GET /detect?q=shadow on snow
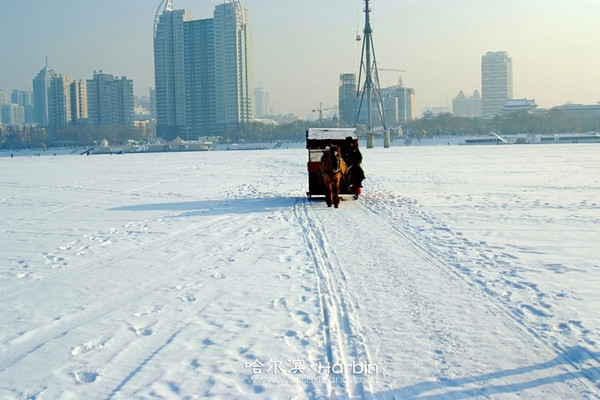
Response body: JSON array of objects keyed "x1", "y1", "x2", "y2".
[
  {"x1": 378, "y1": 346, "x2": 599, "y2": 399},
  {"x1": 109, "y1": 196, "x2": 304, "y2": 216}
]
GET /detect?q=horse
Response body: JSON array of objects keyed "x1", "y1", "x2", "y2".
[{"x1": 319, "y1": 146, "x2": 348, "y2": 208}]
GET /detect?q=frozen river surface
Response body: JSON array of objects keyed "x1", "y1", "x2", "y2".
[{"x1": 1, "y1": 143, "x2": 599, "y2": 399}]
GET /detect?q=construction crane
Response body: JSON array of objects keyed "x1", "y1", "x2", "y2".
[
  {"x1": 378, "y1": 68, "x2": 406, "y2": 87},
  {"x1": 312, "y1": 103, "x2": 336, "y2": 121}
]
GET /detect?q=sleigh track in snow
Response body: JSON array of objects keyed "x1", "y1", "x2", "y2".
[{"x1": 294, "y1": 197, "x2": 375, "y2": 399}]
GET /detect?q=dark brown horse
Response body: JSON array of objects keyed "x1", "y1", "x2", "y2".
[{"x1": 319, "y1": 146, "x2": 348, "y2": 208}]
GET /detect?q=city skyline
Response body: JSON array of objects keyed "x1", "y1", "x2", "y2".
[{"x1": 2, "y1": 0, "x2": 600, "y2": 119}]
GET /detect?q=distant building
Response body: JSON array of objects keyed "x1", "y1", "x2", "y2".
[
  {"x1": 149, "y1": 87, "x2": 157, "y2": 120},
  {"x1": 338, "y1": 73, "x2": 357, "y2": 126},
  {"x1": 11, "y1": 89, "x2": 35, "y2": 123},
  {"x1": 1, "y1": 104, "x2": 25, "y2": 125},
  {"x1": 452, "y1": 90, "x2": 482, "y2": 117},
  {"x1": 11, "y1": 89, "x2": 33, "y2": 107},
  {"x1": 86, "y1": 71, "x2": 134, "y2": 129},
  {"x1": 47, "y1": 75, "x2": 88, "y2": 134},
  {"x1": 0, "y1": 90, "x2": 5, "y2": 125},
  {"x1": 73, "y1": 80, "x2": 88, "y2": 122},
  {"x1": 380, "y1": 77, "x2": 415, "y2": 125},
  {"x1": 213, "y1": 0, "x2": 254, "y2": 131},
  {"x1": 354, "y1": 76, "x2": 415, "y2": 127},
  {"x1": 154, "y1": 0, "x2": 254, "y2": 140},
  {"x1": 553, "y1": 103, "x2": 600, "y2": 119},
  {"x1": 133, "y1": 119, "x2": 156, "y2": 138},
  {"x1": 422, "y1": 109, "x2": 434, "y2": 120},
  {"x1": 32, "y1": 62, "x2": 55, "y2": 126},
  {"x1": 154, "y1": 5, "x2": 191, "y2": 139},
  {"x1": 184, "y1": 17, "x2": 217, "y2": 138},
  {"x1": 501, "y1": 98, "x2": 537, "y2": 115},
  {"x1": 481, "y1": 51, "x2": 513, "y2": 117},
  {"x1": 48, "y1": 75, "x2": 74, "y2": 133},
  {"x1": 254, "y1": 86, "x2": 270, "y2": 118},
  {"x1": 428, "y1": 106, "x2": 451, "y2": 116}
]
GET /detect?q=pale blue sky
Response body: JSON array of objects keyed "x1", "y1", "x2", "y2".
[{"x1": 2, "y1": 0, "x2": 599, "y2": 117}]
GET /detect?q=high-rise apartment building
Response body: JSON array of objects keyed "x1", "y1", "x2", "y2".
[
  {"x1": 1, "y1": 89, "x2": 25, "y2": 126},
  {"x1": 11, "y1": 89, "x2": 33, "y2": 107},
  {"x1": 339, "y1": 73, "x2": 357, "y2": 126},
  {"x1": 154, "y1": 2, "x2": 191, "y2": 139},
  {"x1": 33, "y1": 62, "x2": 55, "y2": 126},
  {"x1": 352, "y1": 75, "x2": 415, "y2": 127},
  {"x1": 48, "y1": 75, "x2": 74, "y2": 133},
  {"x1": 154, "y1": 0, "x2": 253, "y2": 140},
  {"x1": 1, "y1": 104, "x2": 25, "y2": 125},
  {"x1": 380, "y1": 77, "x2": 415, "y2": 125},
  {"x1": 11, "y1": 89, "x2": 35, "y2": 123},
  {"x1": 48, "y1": 75, "x2": 88, "y2": 133},
  {"x1": 86, "y1": 71, "x2": 134, "y2": 129},
  {"x1": 72, "y1": 80, "x2": 88, "y2": 122},
  {"x1": 213, "y1": 0, "x2": 253, "y2": 131},
  {"x1": 0, "y1": 89, "x2": 7, "y2": 106},
  {"x1": 254, "y1": 86, "x2": 270, "y2": 118},
  {"x1": 481, "y1": 51, "x2": 513, "y2": 117},
  {"x1": 184, "y1": 17, "x2": 216, "y2": 137}
]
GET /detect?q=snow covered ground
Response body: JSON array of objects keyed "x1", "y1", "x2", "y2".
[{"x1": 1, "y1": 143, "x2": 599, "y2": 399}]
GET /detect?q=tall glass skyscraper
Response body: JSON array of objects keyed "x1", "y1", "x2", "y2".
[
  {"x1": 184, "y1": 18, "x2": 216, "y2": 137},
  {"x1": 481, "y1": 51, "x2": 513, "y2": 117},
  {"x1": 154, "y1": 1, "x2": 190, "y2": 140},
  {"x1": 213, "y1": 1, "x2": 254, "y2": 131},
  {"x1": 33, "y1": 62, "x2": 55, "y2": 126},
  {"x1": 154, "y1": 0, "x2": 253, "y2": 140}
]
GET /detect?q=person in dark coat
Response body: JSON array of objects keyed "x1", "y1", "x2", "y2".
[{"x1": 341, "y1": 136, "x2": 365, "y2": 189}]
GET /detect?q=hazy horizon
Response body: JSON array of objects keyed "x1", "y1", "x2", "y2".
[{"x1": 2, "y1": 0, "x2": 599, "y2": 119}]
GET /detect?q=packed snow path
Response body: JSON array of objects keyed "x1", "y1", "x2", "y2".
[{"x1": 1, "y1": 145, "x2": 599, "y2": 399}]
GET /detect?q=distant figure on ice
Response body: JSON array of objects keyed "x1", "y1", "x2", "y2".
[{"x1": 341, "y1": 136, "x2": 365, "y2": 189}]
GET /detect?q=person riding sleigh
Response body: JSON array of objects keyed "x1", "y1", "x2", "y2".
[{"x1": 341, "y1": 136, "x2": 365, "y2": 191}]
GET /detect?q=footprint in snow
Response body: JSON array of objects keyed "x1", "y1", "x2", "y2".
[
  {"x1": 70, "y1": 337, "x2": 111, "y2": 357},
  {"x1": 130, "y1": 325, "x2": 153, "y2": 336},
  {"x1": 295, "y1": 310, "x2": 312, "y2": 324},
  {"x1": 73, "y1": 370, "x2": 101, "y2": 384},
  {"x1": 42, "y1": 253, "x2": 68, "y2": 268},
  {"x1": 59, "y1": 240, "x2": 78, "y2": 250},
  {"x1": 75, "y1": 245, "x2": 91, "y2": 256},
  {"x1": 178, "y1": 293, "x2": 197, "y2": 303},
  {"x1": 133, "y1": 305, "x2": 163, "y2": 317}
]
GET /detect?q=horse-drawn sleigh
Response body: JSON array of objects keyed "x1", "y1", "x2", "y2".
[{"x1": 306, "y1": 128, "x2": 365, "y2": 207}]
